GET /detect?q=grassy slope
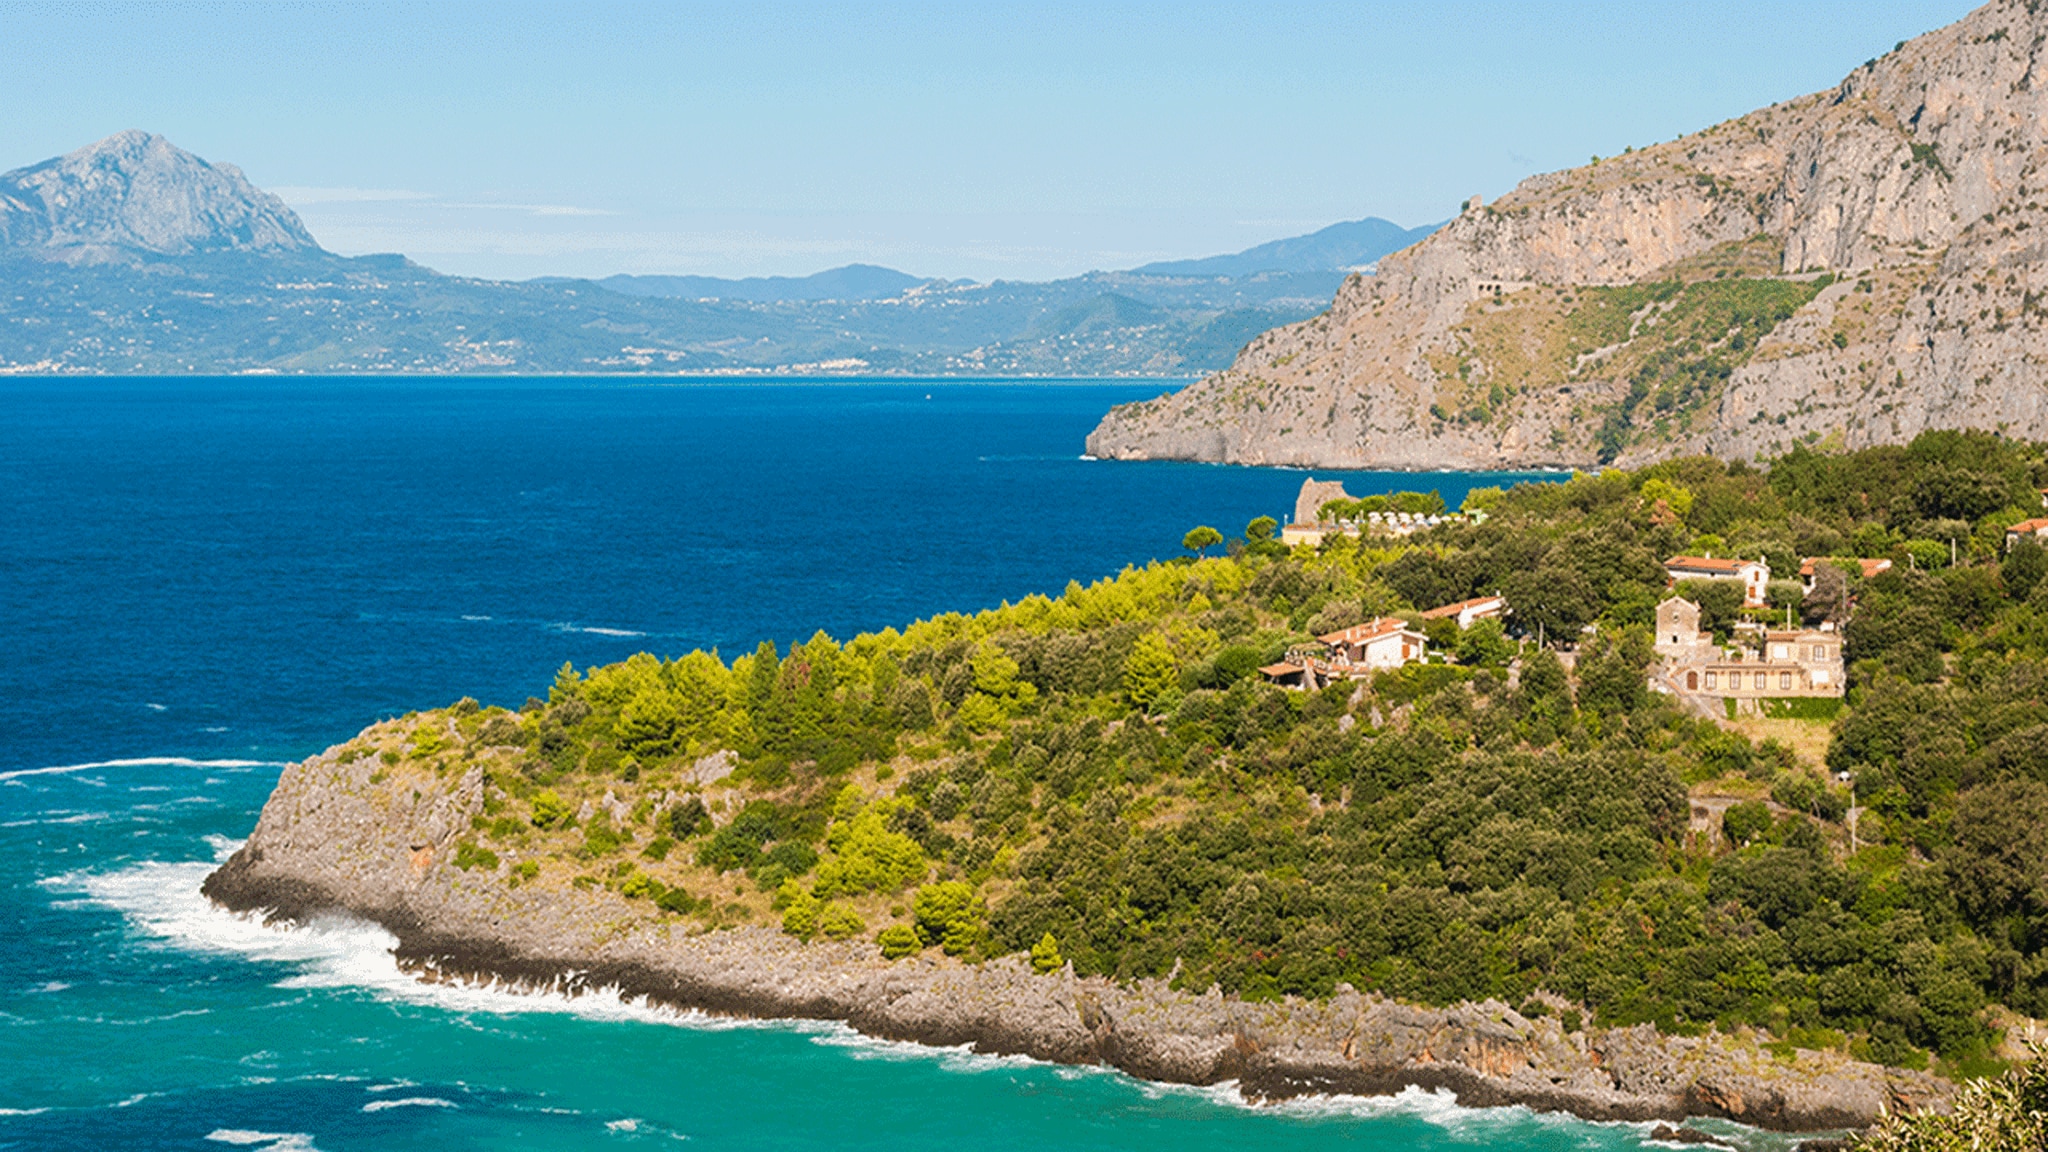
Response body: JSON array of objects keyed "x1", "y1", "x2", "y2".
[{"x1": 1429, "y1": 238, "x2": 1832, "y2": 461}]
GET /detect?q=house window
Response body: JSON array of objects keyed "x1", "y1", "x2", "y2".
[
  {"x1": 1780, "y1": 671, "x2": 1793, "y2": 690},
  {"x1": 1773, "y1": 644, "x2": 1790, "y2": 660},
  {"x1": 1754, "y1": 672, "x2": 1768, "y2": 690},
  {"x1": 1687, "y1": 671, "x2": 1698, "y2": 690},
  {"x1": 1704, "y1": 671, "x2": 1717, "y2": 690}
]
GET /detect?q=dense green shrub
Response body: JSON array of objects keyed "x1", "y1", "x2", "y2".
[
  {"x1": 530, "y1": 790, "x2": 571, "y2": 829},
  {"x1": 814, "y1": 806, "x2": 926, "y2": 896},
  {"x1": 877, "y1": 924, "x2": 922, "y2": 959}
]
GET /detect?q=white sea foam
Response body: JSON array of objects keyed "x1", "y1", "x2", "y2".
[
  {"x1": 0, "y1": 757, "x2": 281, "y2": 783},
  {"x1": 365, "y1": 1081, "x2": 416, "y2": 1093},
  {"x1": 806, "y1": 1028, "x2": 1061, "y2": 1075},
  {"x1": 554, "y1": 624, "x2": 646, "y2": 638},
  {"x1": 51, "y1": 849, "x2": 818, "y2": 1035},
  {"x1": 605, "y1": 1118, "x2": 639, "y2": 1132},
  {"x1": 206, "y1": 1131, "x2": 318, "y2": 1151},
  {"x1": 0, "y1": 1107, "x2": 50, "y2": 1116},
  {"x1": 146, "y1": 703, "x2": 168, "y2": 712},
  {"x1": 0, "y1": 810, "x2": 116, "y2": 827},
  {"x1": 361, "y1": 1096, "x2": 456, "y2": 1112}
]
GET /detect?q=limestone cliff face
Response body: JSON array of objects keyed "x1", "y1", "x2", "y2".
[
  {"x1": 0, "y1": 130, "x2": 319, "y2": 263},
  {"x1": 1087, "y1": 0, "x2": 2048, "y2": 469}
]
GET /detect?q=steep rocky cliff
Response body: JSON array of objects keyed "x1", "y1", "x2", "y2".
[
  {"x1": 0, "y1": 130, "x2": 318, "y2": 263},
  {"x1": 1087, "y1": 0, "x2": 2048, "y2": 469}
]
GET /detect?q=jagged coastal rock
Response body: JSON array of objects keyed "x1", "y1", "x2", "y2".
[
  {"x1": 0, "y1": 129, "x2": 317, "y2": 263},
  {"x1": 204, "y1": 737, "x2": 1951, "y2": 1132},
  {"x1": 1087, "y1": 0, "x2": 2048, "y2": 469}
]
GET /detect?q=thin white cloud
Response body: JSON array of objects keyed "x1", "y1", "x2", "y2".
[
  {"x1": 270, "y1": 186, "x2": 432, "y2": 204},
  {"x1": 274, "y1": 188, "x2": 613, "y2": 217},
  {"x1": 439, "y1": 202, "x2": 616, "y2": 218}
]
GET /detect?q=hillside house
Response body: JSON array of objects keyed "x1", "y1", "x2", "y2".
[
  {"x1": 1654, "y1": 596, "x2": 1715, "y2": 660},
  {"x1": 1421, "y1": 594, "x2": 1505, "y2": 629},
  {"x1": 1798, "y1": 557, "x2": 1892, "y2": 594},
  {"x1": 1260, "y1": 616, "x2": 1428, "y2": 689},
  {"x1": 1652, "y1": 596, "x2": 1843, "y2": 701},
  {"x1": 1665, "y1": 554, "x2": 1770, "y2": 608},
  {"x1": 1320, "y1": 618, "x2": 1429, "y2": 669},
  {"x1": 1280, "y1": 523, "x2": 1339, "y2": 547},
  {"x1": 2007, "y1": 517, "x2": 2048, "y2": 551},
  {"x1": 1257, "y1": 659, "x2": 1323, "y2": 690}
]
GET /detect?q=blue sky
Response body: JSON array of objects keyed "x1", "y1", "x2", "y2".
[{"x1": 0, "y1": 1, "x2": 1969, "y2": 281}]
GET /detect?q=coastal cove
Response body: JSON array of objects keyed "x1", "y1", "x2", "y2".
[{"x1": 0, "y1": 377, "x2": 1638, "y2": 1152}]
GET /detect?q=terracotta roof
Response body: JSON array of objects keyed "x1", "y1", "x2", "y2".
[
  {"x1": 1420, "y1": 595, "x2": 1504, "y2": 619},
  {"x1": 1318, "y1": 617, "x2": 1412, "y2": 645},
  {"x1": 1259, "y1": 662, "x2": 1305, "y2": 677},
  {"x1": 1665, "y1": 555, "x2": 1759, "y2": 573},
  {"x1": 2011, "y1": 517, "x2": 2048, "y2": 533},
  {"x1": 1799, "y1": 557, "x2": 1892, "y2": 579}
]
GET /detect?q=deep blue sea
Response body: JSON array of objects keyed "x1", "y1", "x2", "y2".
[{"x1": 0, "y1": 378, "x2": 1754, "y2": 1151}]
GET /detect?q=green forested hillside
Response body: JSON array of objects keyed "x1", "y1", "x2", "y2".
[{"x1": 381, "y1": 431, "x2": 2048, "y2": 1079}]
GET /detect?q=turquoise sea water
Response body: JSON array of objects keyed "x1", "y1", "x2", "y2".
[{"x1": 0, "y1": 378, "x2": 1762, "y2": 1150}]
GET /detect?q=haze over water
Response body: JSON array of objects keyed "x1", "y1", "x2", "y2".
[{"x1": 0, "y1": 378, "x2": 1739, "y2": 1150}]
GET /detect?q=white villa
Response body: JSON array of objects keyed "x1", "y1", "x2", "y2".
[
  {"x1": 1260, "y1": 617, "x2": 1428, "y2": 689},
  {"x1": 1421, "y1": 594, "x2": 1505, "y2": 629},
  {"x1": 2007, "y1": 517, "x2": 2048, "y2": 551},
  {"x1": 1665, "y1": 554, "x2": 1771, "y2": 608}
]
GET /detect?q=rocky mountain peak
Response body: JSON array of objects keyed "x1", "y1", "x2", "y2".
[{"x1": 0, "y1": 130, "x2": 320, "y2": 262}]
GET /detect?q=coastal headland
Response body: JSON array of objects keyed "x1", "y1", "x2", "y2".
[
  {"x1": 202, "y1": 735, "x2": 1946, "y2": 1133},
  {"x1": 201, "y1": 439, "x2": 2048, "y2": 1136}
]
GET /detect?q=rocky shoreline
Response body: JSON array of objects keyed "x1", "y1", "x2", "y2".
[{"x1": 202, "y1": 740, "x2": 1952, "y2": 1135}]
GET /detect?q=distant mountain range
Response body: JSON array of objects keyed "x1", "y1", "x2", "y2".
[
  {"x1": 0, "y1": 132, "x2": 1439, "y2": 376},
  {"x1": 567, "y1": 220, "x2": 1439, "y2": 304},
  {"x1": 577, "y1": 264, "x2": 938, "y2": 303},
  {"x1": 1130, "y1": 217, "x2": 1440, "y2": 278}
]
